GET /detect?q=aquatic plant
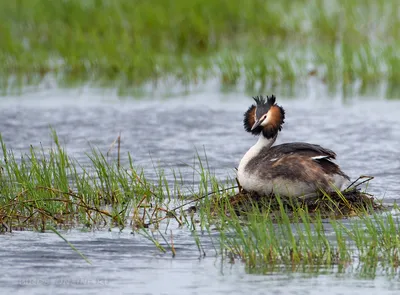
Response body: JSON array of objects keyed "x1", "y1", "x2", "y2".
[
  {"x1": 0, "y1": 0, "x2": 399, "y2": 95},
  {"x1": 0, "y1": 131, "x2": 399, "y2": 278}
]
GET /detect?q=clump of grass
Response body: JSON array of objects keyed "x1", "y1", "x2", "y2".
[
  {"x1": 0, "y1": 0, "x2": 399, "y2": 94},
  {"x1": 216, "y1": 197, "x2": 399, "y2": 276},
  {"x1": 0, "y1": 131, "x2": 180, "y2": 232}
]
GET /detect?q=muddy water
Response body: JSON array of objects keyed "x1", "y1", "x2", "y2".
[{"x1": 1, "y1": 89, "x2": 400, "y2": 294}]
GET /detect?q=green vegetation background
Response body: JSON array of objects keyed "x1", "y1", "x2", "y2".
[{"x1": 1, "y1": 0, "x2": 399, "y2": 94}]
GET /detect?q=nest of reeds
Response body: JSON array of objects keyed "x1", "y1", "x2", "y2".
[
  {"x1": 175, "y1": 177, "x2": 381, "y2": 223},
  {"x1": 228, "y1": 188, "x2": 381, "y2": 219},
  {"x1": 220, "y1": 175, "x2": 382, "y2": 219}
]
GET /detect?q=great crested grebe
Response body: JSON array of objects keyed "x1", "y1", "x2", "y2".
[{"x1": 237, "y1": 95, "x2": 350, "y2": 197}]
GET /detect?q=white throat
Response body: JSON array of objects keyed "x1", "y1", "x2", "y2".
[{"x1": 237, "y1": 134, "x2": 276, "y2": 174}]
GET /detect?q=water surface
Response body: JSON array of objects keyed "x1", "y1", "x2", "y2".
[{"x1": 1, "y1": 89, "x2": 400, "y2": 294}]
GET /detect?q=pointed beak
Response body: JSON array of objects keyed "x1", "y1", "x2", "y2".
[{"x1": 251, "y1": 118, "x2": 264, "y2": 131}]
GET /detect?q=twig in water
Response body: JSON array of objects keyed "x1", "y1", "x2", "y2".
[
  {"x1": 157, "y1": 207, "x2": 182, "y2": 226},
  {"x1": 35, "y1": 187, "x2": 114, "y2": 224},
  {"x1": 142, "y1": 186, "x2": 238, "y2": 228},
  {"x1": 170, "y1": 185, "x2": 238, "y2": 212},
  {"x1": 345, "y1": 175, "x2": 374, "y2": 191}
]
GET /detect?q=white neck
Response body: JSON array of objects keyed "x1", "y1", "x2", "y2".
[
  {"x1": 238, "y1": 134, "x2": 277, "y2": 171},
  {"x1": 255, "y1": 134, "x2": 277, "y2": 150}
]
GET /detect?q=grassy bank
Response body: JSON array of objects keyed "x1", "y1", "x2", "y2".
[
  {"x1": 1, "y1": 0, "x2": 399, "y2": 95},
  {"x1": 0, "y1": 132, "x2": 399, "y2": 277}
]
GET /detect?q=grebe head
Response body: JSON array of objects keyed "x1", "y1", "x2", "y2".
[{"x1": 243, "y1": 95, "x2": 285, "y2": 139}]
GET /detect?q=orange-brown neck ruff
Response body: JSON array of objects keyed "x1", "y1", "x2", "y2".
[
  {"x1": 263, "y1": 105, "x2": 285, "y2": 139},
  {"x1": 243, "y1": 105, "x2": 257, "y2": 134}
]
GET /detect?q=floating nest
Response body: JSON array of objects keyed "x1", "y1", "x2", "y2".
[
  {"x1": 228, "y1": 188, "x2": 382, "y2": 220},
  {"x1": 182, "y1": 177, "x2": 382, "y2": 222}
]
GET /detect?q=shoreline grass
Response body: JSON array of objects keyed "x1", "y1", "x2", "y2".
[
  {"x1": 0, "y1": 131, "x2": 399, "y2": 278},
  {"x1": 1, "y1": 0, "x2": 399, "y2": 96}
]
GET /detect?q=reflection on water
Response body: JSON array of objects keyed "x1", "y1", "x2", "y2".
[
  {"x1": 1, "y1": 89, "x2": 400, "y2": 294},
  {"x1": 1, "y1": 230, "x2": 400, "y2": 295}
]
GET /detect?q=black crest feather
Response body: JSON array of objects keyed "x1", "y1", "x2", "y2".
[{"x1": 253, "y1": 95, "x2": 276, "y2": 107}]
